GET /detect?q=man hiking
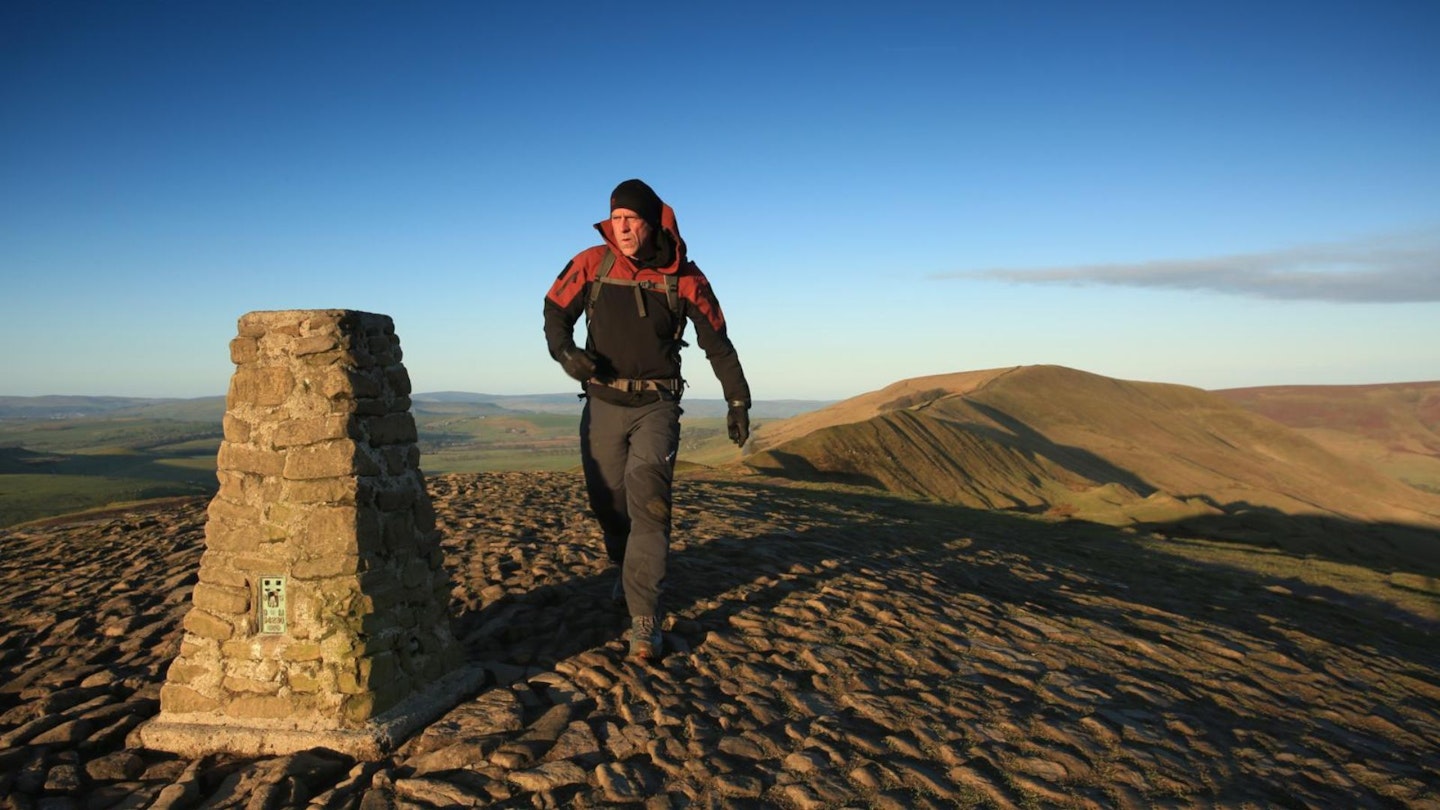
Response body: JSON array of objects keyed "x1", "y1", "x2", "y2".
[{"x1": 543, "y1": 178, "x2": 752, "y2": 660}]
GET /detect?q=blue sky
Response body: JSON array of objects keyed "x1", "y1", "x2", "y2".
[{"x1": 3, "y1": 1, "x2": 1438, "y2": 401}]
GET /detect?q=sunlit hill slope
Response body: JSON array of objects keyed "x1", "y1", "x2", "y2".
[
  {"x1": 744, "y1": 365, "x2": 1440, "y2": 571},
  {"x1": 1215, "y1": 381, "x2": 1440, "y2": 495}
]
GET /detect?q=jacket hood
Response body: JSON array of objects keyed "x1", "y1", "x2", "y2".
[{"x1": 595, "y1": 201, "x2": 687, "y2": 275}]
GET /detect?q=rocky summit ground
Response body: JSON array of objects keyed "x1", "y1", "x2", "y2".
[{"x1": 2, "y1": 470, "x2": 1438, "y2": 809}]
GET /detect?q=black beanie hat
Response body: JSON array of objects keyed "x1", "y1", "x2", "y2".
[{"x1": 609, "y1": 179, "x2": 663, "y2": 229}]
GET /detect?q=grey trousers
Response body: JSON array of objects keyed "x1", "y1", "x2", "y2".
[{"x1": 579, "y1": 395, "x2": 681, "y2": 619}]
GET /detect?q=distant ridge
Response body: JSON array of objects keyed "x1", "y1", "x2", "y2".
[
  {"x1": 0, "y1": 395, "x2": 200, "y2": 420},
  {"x1": 1214, "y1": 380, "x2": 1440, "y2": 495},
  {"x1": 746, "y1": 365, "x2": 1440, "y2": 571},
  {"x1": 1, "y1": 393, "x2": 830, "y2": 421},
  {"x1": 412, "y1": 392, "x2": 832, "y2": 419},
  {"x1": 414, "y1": 391, "x2": 582, "y2": 413}
]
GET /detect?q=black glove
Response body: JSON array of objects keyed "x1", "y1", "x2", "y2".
[
  {"x1": 558, "y1": 346, "x2": 598, "y2": 382},
  {"x1": 726, "y1": 401, "x2": 750, "y2": 447}
]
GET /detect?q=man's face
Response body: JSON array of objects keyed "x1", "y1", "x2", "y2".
[{"x1": 610, "y1": 208, "x2": 651, "y2": 258}]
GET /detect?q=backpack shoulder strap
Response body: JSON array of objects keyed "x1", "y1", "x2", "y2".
[
  {"x1": 587, "y1": 249, "x2": 616, "y2": 313},
  {"x1": 664, "y1": 273, "x2": 686, "y2": 341}
]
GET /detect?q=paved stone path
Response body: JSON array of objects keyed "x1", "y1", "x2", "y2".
[{"x1": 1, "y1": 470, "x2": 1438, "y2": 808}]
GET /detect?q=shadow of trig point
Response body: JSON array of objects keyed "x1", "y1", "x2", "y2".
[{"x1": 132, "y1": 310, "x2": 484, "y2": 759}]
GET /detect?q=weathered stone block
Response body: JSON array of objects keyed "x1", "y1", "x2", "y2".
[
  {"x1": 261, "y1": 499, "x2": 309, "y2": 530},
  {"x1": 191, "y1": 582, "x2": 251, "y2": 616},
  {"x1": 292, "y1": 553, "x2": 362, "y2": 580},
  {"x1": 366, "y1": 651, "x2": 401, "y2": 688},
  {"x1": 229, "y1": 337, "x2": 259, "y2": 365},
  {"x1": 222, "y1": 413, "x2": 252, "y2": 443},
  {"x1": 293, "y1": 334, "x2": 341, "y2": 357},
  {"x1": 341, "y1": 693, "x2": 376, "y2": 724},
  {"x1": 282, "y1": 643, "x2": 323, "y2": 662},
  {"x1": 196, "y1": 555, "x2": 249, "y2": 589},
  {"x1": 223, "y1": 674, "x2": 282, "y2": 695},
  {"x1": 380, "y1": 445, "x2": 412, "y2": 476},
  {"x1": 336, "y1": 668, "x2": 363, "y2": 696},
  {"x1": 206, "y1": 493, "x2": 262, "y2": 524},
  {"x1": 237, "y1": 317, "x2": 268, "y2": 338},
  {"x1": 414, "y1": 498, "x2": 437, "y2": 534},
  {"x1": 288, "y1": 672, "x2": 322, "y2": 693},
  {"x1": 282, "y1": 477, "x2": 365, "y2": 505},
  {"x1": 384, "y1": 366, "x2": 411, "y2": 396},
  {"x1": 302, "y1": 505, "x2": 383, "y2": 556},
  {"x1": 369, "y1": 413, "x2": 417, "y2": 446},
  {"x1": 375, "y1": 486, "x2": 416, "y2": 512},
  {"x1": 217, "y1": 442, "x2": 286, "y2": 477},
  {"x1": 165, "y1": 662, "x2": 209, "y2": 685},
  {"x1": 160, "y1": 684, "x2": 220, "y2": 714},
  {"x1": 203, "y1": 521, "x2": 273, "y2": 554},
  {"x1": 356, "y1": 569, "x2": 405, "y2": 604},
  {"x1": 178, "y1": 639, "x2": 207, "y2": 659},
  {"x1": 274, "y1": 415, "x2": 353, "y2": 448},
  {"x1": 183, "y1": 609, "x2": 235, "y2": 642},
  {"x1": 312, "y1": 366, "x2": 355, "y2": 401},
  {"x1": 284, "y1": 439, "x2": 381, "y2": 479},
  {"x1": 226, "y1": 552, "x2": 288, "y2": 577},
  {"x1": 354, "y1": 397, "x2": 389, "y2": 417},
  {"x1": 401, "y1": 558, "x2": 431, "y2": 590},
  {"x1": 381, "y1": 512, "x2": 414, "y2": 550},
  {"x1": 225, "y1": 695, "x2": 294, "y2": 720},
  {"x1": 347, "y1": 369, "x2": 383, "y2": 399},
  {"x1": 221, "y1": 639, "x2": 263, "y2": 660},
  {"x1": 216, "y1": 470, "x2": 283, "y2": 504},
  {"x1": 229, "y1": 366, "x2": 295, "y2": 407}
]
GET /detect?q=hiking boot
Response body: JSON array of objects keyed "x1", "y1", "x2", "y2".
[{"x1": 628, "y1": 615, "x2": 662, "y2": 661}]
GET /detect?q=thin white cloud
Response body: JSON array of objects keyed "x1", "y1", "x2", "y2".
[{"x1": 934, "y1": 230, "x2": 1440, "y2": 303}]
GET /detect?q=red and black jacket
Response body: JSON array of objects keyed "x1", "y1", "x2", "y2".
[{"x1": 544, "y1": 202, "x2": 750, "y2": 407}]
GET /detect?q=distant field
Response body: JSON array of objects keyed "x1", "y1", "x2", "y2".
[
  {"x1": 0, "y1": 408, "x2": 758, "y2": 528},
  {"x1": 1215, "y1": 381, "x2": 1440, "y2": 494},
  {"x1": 0, "y1": 417, "x2": 220, "y2": 454}
]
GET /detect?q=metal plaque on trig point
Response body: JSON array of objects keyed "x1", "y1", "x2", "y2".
[{"x1": 260, "y1": 576, "x2": 286, "y2": 634}]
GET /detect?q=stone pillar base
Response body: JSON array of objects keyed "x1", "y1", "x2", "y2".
[{"x1": 132, "y1": 665, "x2": 486, "y2": 759}]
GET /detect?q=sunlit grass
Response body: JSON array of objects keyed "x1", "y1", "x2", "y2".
[
  {"x1": 155, "y1": 457, "x2": 218, "y2": 471},
  {"x1": 1, "y1": 473, "x2": 213, "y2": 528},
  {"x1": 1139, "y1": 534, "x2": 1440, "y2": 624}
]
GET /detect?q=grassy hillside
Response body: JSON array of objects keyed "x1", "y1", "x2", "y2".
[
  {"x1": 746, "y1": 366, "x2": 1440, "y2": 573},
  {"x1": 0, "y1": 412, "x2": 224, "y2": 527},
  {"x1": 1217, "y1": 381, "x2": 1440, "y2": 494}
]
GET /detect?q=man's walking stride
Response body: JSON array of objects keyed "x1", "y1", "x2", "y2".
[{"x1": 543, "y1": 179, "x2": 752, "y2": 660}]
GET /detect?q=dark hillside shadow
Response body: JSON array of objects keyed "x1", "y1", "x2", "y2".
[
  {"x1": 0, "y1": 446, "x2": 217, "y2": 481},
  {"x1": 1136, "y1": 503, "x2": 1440, "y2": 577},
  {"x1": 962, "y1": 400, "x2": 1157, "y2": 495},
  {"x1": 732, "y1": 449, "x2": 887, "y2": 491}
]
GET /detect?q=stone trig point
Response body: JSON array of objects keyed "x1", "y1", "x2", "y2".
[{"x1": 133, "y1": 310, "x2": 482, "y2": 758}]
